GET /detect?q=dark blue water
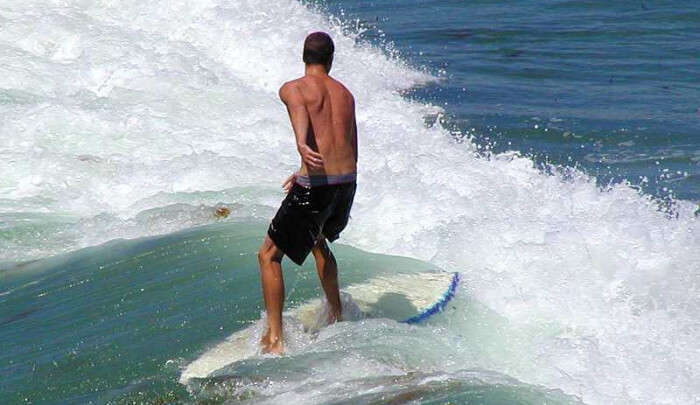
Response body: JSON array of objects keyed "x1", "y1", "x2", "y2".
[{"x1": 318, "y1": 0, "x2": 700, "y2": 202}]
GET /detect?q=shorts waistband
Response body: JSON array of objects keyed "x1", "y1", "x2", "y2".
[{"x1": 295, "y1": 173, "x2": 357, "y2": 187}]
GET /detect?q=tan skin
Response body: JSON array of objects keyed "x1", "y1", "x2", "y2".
[{"x1": 257, "y1": 59, "x2": 358, "y2": 354}]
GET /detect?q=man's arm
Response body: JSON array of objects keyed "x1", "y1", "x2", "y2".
[{"x1": 279, "y1": 82, "x2": 323, "y2": 169}]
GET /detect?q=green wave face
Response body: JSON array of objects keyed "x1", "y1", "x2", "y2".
[
  {"x1": 1, "y1": 220, "x2": 419, "y2": 403},
  {"x1": 1, "y1": 221, "x2": 580, "y2": 404}
]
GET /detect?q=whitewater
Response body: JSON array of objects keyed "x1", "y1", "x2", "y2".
[{"x1": 1, "y1": 0, "x2": 699, "y2": 404}]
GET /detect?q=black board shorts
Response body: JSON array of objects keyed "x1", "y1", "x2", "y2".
[{"x1": 267, "y1": 181, "x2": 356, "y2": 265}]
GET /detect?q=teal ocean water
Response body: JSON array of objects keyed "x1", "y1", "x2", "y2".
[
  {"x1": 2, "y1": 221, "x2": 581, "y2": 404},
  {"x1": 1, "y1": 1, "x2": 699, "y2": 404}
]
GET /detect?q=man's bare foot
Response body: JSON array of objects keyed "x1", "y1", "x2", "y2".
[
  {"x1": 260, "y1": 328, "x2": 271, "y2": 347},
  {"x1": 325, "y1": 307, "x2": 342, "y2": 325},
  {"x1": 261, "y1": 334, "x2": 283, "y2": 355}
]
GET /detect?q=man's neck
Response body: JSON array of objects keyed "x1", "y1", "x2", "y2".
[{"x1": 305, "y1": 64, "x2": 328, "y2": 77}]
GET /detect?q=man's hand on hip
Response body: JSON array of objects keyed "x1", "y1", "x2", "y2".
[
  {"x1": 299, "y1": 144, "x2": 324, "y2": 169},
  {"x1": 282, "y1": 173, "x2": 297, "y2": 193}
]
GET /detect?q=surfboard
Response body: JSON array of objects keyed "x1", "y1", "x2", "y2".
[{"x1": 179, "y1": 271, "x2": 459, "y2": 384}]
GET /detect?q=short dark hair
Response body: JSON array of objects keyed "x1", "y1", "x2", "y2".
[{"x1": 303, "y1": 32, "x2": 334, "y2": 65}]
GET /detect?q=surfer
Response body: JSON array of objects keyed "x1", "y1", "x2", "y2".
[{"x1": 257, "y1": 32, "x2": 358, "y2": 354}]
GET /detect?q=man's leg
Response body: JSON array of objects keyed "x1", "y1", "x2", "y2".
[
  {"x1": 257, "y1": 236, "x2": 285, "y2": 354},
  {"x1": 311, "y1": 237, "x2": 342, "y2": 323}
]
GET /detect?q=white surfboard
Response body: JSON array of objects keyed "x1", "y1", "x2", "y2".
[{"x1": 179, "y1": 271, "x2": 459, "y2": 384}]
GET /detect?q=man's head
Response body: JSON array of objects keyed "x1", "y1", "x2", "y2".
[{"x1": 303, "y1": 32, "x2": 334, "y2": 72}]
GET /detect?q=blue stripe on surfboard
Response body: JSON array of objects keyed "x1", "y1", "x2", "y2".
[{"x1": 401, "y1": 272, "x2": 460, "y2": 324}]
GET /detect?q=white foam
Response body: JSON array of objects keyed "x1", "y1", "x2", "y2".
[{"x1": 1, "y1": 1, "x2": 699, "y2": 404}]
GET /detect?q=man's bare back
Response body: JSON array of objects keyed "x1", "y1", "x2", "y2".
[
  {"x1": 279, "y1": 69, "x2": 357, "y2": 177},
  {"x1": 257, "y1": 32, "x2": 358, "y2": 355}
]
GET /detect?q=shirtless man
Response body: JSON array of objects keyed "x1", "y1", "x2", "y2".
[{"x1": 258, "y1": 32, "x2": 358, "y2": 354}]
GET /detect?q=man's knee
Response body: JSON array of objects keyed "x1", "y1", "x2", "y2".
[
  {"x1": 313, "y1": 237, "x2": 330, "y2": 258},
  {"x1": 257, "y1": 246, "x2": 268, "y2": 265},
  {"x1": 258, "y1": 239, "x2": 282, "y2": 265},
  {"x1": 314, "y1": 241, "x2": 336, "y2": 272}
]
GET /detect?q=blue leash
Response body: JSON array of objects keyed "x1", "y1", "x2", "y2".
[{"x1": 401, "y1": 272, "x2": 460, "y2": 324}]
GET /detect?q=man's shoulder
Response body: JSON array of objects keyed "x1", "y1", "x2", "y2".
[
  {"x1": 283, "y1": 77, "x2": 306, "y2": 86},
  {"x1": 279, "y1": 78, "x2": 303, "y2": 92},
  {"x1": 278, "y1": 78, "x2": 305, "y2": 102},
  {"x1": 329, "y1": 77, "x2": 354, "y2": 101}
]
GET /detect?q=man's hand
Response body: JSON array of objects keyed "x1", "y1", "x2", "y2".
[
  {"x1": 282, "y1": 173, "x2": 297, "y2": 193},
  {"x1": 298, "y1": 144, "x2": 324, "y2": 169}
]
